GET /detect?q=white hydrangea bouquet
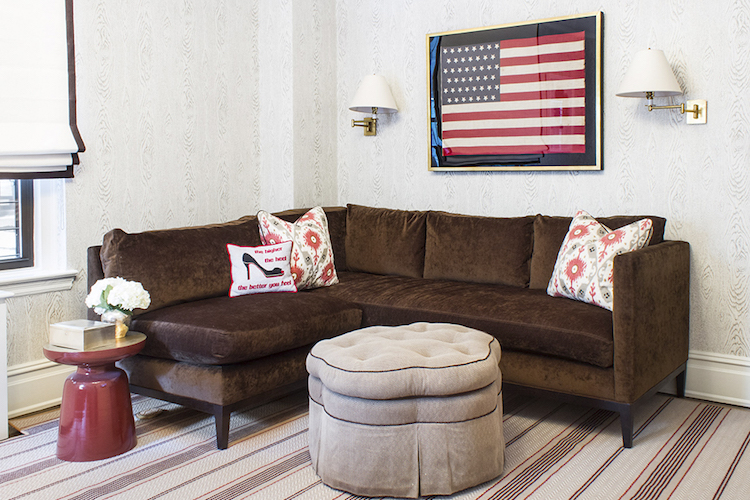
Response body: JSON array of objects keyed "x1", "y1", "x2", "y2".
[{"x1": 86, "y1": 277, "x2": 151, "y2": 338}]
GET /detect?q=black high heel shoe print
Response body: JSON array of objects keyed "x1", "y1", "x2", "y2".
[{"x1": 242, "y1": 253, "x2": 284, "y2": 279}]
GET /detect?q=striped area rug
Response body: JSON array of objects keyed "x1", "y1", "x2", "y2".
[{"x1": 2, "y1": 390, "x2": 750, "y2": 500}]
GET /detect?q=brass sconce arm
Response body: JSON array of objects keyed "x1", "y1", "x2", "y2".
[{"x1": 645, "y1": 92, "x2": 700, "y2": 119}]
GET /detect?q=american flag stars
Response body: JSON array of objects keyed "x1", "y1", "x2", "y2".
[{"x1": 441, "y1": 44, "x2": 504, "y2": 104}]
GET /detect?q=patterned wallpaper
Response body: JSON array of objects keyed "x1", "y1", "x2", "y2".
[
  {"x1": 5, "y1": 0, "x2": 749, "y2": 369},
  {"x1": 336, "y1": 0, "x2": 749, "y2": 358}
]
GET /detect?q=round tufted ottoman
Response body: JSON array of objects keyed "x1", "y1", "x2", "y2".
[{"x1": 306, "y1": 322, "x2": 504, "y2": 498}]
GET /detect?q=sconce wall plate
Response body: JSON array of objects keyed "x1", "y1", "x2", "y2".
[{"x1": 686, "y1": 99, "x2": 707, "y2": 125}]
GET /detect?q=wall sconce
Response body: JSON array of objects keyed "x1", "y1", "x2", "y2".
[
  {"x1": 349, "y1": 75, "x2": 398, "y2": 136},
  {"x1": 616, "y1": 48, "x2": 707, "y2": 124}
]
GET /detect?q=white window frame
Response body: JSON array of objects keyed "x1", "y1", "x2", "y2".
[{"x1": 0, "y1": 179, "x2": 76, "y2": 297}]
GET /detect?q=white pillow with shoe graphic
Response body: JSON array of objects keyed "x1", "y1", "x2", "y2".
[{"x1": 227, "y1": 242, "x2": 297, "y2": 297}]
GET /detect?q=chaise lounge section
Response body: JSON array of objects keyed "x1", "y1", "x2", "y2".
[{"x1": 87, "y1": 204, "x2": 689, "y2": 449}]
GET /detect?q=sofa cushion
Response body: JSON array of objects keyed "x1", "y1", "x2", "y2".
[
  {"x1": 131, "y1": 291, "x2": 363, "y2": 365},
  {"x1": 257, "y1": 207, "x2": 339, "y2": 290},
  {"x1": 345, "y1": 204, "x2": 427, "y2": 278},
  {"x1": 547, "y1": 211, "x2": 653, "y2": 310},
  {"x1": 318, "y1": 271, "x2": 614, "y2": 368},
  {"x1": 120, "y1": 345, "x2": 313, "y2": 406},
  {"x1": 529, "y1": 214, "x2": 667, "y2": 289},
  {"x1": 227, "y1": 242, "x2": 297, "y2": 297},
  {"x1": 100, "y1": 217, "x2": 262, "y2": 312},
  {"x1": 273, "y1": 207, "x2": 348, "y2": 272},
  {"x1": 424, "y1": 211, "x2": 534, "y2": 287}
]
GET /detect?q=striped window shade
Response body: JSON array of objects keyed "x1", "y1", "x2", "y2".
[{"x1": 0, "y1": 0, "x2": 84, "y2": 179}]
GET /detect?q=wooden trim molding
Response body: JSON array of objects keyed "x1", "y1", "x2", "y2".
[
  {"x1": 686, "y1": 350, "x2": 750, "y2": 408},
  {"x1": 7, "y1": 359, "x2": 74, "y2": 419}
]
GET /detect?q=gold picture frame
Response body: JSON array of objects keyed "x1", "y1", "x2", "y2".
[{"x1": 427, "y1": 12, "x2": 602, "y2": 171}]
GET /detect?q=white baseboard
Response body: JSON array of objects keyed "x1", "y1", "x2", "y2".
[
  {"x1": 4, "y1": 350, "x2": 750, "y2": 420},
  {"x1": 686, "y1": 350, "x2": 750, "y2": 408},
  {"x1": 7, "y1": 359, "x2": 74, "y2": 419}
]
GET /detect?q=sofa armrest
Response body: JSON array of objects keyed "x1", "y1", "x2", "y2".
[
  {"x1": 86, "y1": 245, "x2": 104, "y2": 321},
  {"x1": 612, "y1": 240, "x2": 690, "y2": 402}
]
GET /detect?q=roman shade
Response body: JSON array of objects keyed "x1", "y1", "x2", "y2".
[{"x1": 0, "y1": 0, "x2": 84, "y2": 179}]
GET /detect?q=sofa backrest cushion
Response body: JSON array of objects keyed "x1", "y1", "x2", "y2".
[
  {"x1": 100, "y1": 217, "x2": 262, "y2": 312},
  {"x1": 345, "y1": 204, "x2": 427, "y2": 278},
  {"x1": 271, "y1": 206, "x2": 348, "y2": 272},
  {"x1": 529, "y1": 214, "x2": 667, "y2": 289},
  {"x1": 424, "y1": 211, "x2": 535, "y2": 287}
]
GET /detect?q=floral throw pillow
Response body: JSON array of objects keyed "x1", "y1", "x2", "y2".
[
  {"x1": 547, "y1": 210, "x2": 653, "y2": 310},
  {"x1": 257, "y1": 207, "x2": 339, "y2": 290},
  {"x1": 227, "y1": 242, "x2": 297, "y2": 297}
]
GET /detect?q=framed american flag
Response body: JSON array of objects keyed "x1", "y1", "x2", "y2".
[{"x1": 427, "y1": 12, "x2": 602, "y2": 171}]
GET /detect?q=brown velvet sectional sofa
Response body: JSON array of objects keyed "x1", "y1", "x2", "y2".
[{"x1": 87, "y1": 204, "x2": 690, "y2": 449}]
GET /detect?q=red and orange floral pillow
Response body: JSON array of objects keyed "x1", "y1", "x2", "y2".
[
  {"x1": 257, "y1": 207, "x2": 338, "y2": 290},
  {"x1": 547, "y1": 210, "x2": 653, "y2": 310}
]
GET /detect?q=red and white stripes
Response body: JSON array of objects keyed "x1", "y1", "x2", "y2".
[{"x1": 441, "y1": 31, "x2": 587, "y2": 157}]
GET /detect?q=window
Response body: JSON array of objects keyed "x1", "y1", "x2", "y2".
[{"x1": 0, "y1": 180, "x2": 33, "y2": 270}]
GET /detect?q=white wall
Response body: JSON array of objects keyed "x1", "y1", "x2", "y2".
[{"x1": 336, "y1": 0, "x2": 750, "y2": 359}]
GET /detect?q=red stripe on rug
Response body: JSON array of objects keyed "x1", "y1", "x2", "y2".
[
  {"x1": 486, "y1": 410, "x2": 613, "y2": 500},
  {"x1": 568, "y1": 397, "x2": 676, "y2": 500},
  {"x1": 618, "y1": 404, "x2": 703, "y2": 499},
  {"x1": 506, "y1": 404, "x2": 566, "y2": 446},
  {"x1": 622, "y1": 405, "x2": 725, "y2": 500},
  {"x1": 523, "y1": 414, "x2": 619, "y2": 498},
  {"x1": 200, "y1": 449, "x2": 310, "y2": 500},
  {"x1": 668, "y1": 409, "x2": 731, "y2": 498},
  {"x1": 15, "y1": 403, "x2": 308, "y2": 500},
  {"x1": 110, "y1": 413, "x2": 310, "y2": 500},
  {"x1": 119, "y1": 429, "x2": 310, "y2": 500},
  {"x1": 283, "y1": 479, "x2": 323, "y2": 500},
  {"x1": 248, "y1": 454, "x2": 314, "y2": 499},
  {"x1": 712, "y1": 429, "x2": 750, "y2": 500},
  {"x1": 638, "y1": 406, "x2": 724, "y2": 499}
]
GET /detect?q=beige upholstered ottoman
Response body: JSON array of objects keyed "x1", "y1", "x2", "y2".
[{"x1": 306, "y1": 322, "x2": 504, "y2": 498}]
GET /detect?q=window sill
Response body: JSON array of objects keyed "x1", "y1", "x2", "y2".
[{"x1": 0, "y1": 269, "x2": 77, "y2": 297}]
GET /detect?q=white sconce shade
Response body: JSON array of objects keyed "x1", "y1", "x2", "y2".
[
  {"x1": 616, "y1": 48, "x2": 706, "y2": 124},
  {"x1": 616, "y1": 49, "x2": 682, "y2": 98},
  {"x1": 349, "y1": 75, "x2": 398, "y2": 136},
  {"x1": 349, "y1": 75, "x2": 398, "y2": 114}
]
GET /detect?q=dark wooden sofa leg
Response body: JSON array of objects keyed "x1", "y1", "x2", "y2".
[
  {"x1": 128, "y1": 379, "x2": 308, "y2": 451},
  {"x1": 215, "y1": 407, "x2": 231, "y2": 450},
  {"x1": 619, "y1": 405, "x2": 633, "y2": 449}
]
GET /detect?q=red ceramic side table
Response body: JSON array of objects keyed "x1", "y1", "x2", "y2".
[{"x1": 43, "y1": 332, "x2": 146, "y2": 462}]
